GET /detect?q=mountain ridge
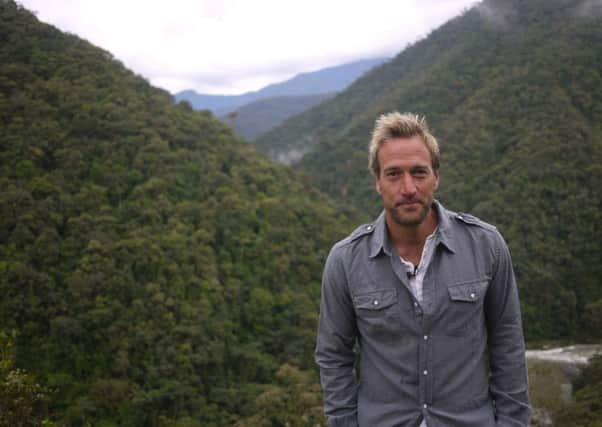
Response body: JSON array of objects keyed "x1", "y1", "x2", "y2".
[
  {"x1": 174, "y1": 57, "x2": 388, "y2": 116},
  {"x1": 219, "y1": 92, "x2": 335, "y2": 141}
]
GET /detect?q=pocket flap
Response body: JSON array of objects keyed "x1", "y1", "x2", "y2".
[
  {"x1": 354, "y1": 289, "x2": 397, "y2": 311},
  {"x1": 448, "y1": 281, "x2": 488, "y2": 302}
]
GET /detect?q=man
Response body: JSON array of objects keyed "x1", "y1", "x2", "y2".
[{"x1": 315, "y1": 112, "x2": 530, "y2": 426}]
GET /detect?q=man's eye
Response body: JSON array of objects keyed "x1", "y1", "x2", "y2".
[{"x1": 413, "y1": 170, "x2": 428, "y2": 177}]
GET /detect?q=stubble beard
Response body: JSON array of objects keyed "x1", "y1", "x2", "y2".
[{"x1": 388, "y1": 202, "x2": 430, "y2": 227}]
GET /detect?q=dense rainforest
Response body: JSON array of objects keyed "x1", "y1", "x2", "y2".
[
  {"x1": 256, "y1": 0, "x2": 602, "y2": 342},
  {"x1": 0, "y1": 1, "x2": 355, "y2": 425}
]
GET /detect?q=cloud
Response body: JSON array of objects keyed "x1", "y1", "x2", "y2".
[
  {"x1": 21, "y1": 0, "x2": 478, "y2": 94},
  {"x1": 474, "y1": 0, "x2": 514, "y2": 31}
]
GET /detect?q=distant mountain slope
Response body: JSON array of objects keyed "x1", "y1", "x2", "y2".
[
  {"x1": 256, "y1": 0, "x2": 602, "y2": 341},
  {"x1": 174, "y1": 57, "x2": 388, "y2": 116},
  {"x1": 0, "y1": 2, "x2": 354, "y2": 425},
  {"x1": 220, "y1": 93, "x2": 334, "y2": 141}
]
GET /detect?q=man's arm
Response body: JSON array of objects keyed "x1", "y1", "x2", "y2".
[
  {"x1": 485, "y1": 231, "x2": 531, "y2": 426},
  {"x1": 315, "y1": 246, "x2": 359, "y2": 427}
]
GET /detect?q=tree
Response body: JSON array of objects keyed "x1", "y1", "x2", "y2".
[{"x1": 0, "y1": 331, "x2": 52, "y2": 426}]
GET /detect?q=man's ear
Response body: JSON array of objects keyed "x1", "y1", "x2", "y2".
[
  {"x1": 434, "y1": 170, "x2": 439, "y2": 191},
  {"x1": 375, "y1": 179, "x2": 382, "y2": 195}
]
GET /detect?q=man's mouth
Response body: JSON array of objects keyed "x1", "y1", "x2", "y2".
[{"x1": 396, "y1": 200, "x2": 421, "y2": 207}]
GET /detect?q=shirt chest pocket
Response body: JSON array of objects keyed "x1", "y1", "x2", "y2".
[
  {"x1": 444, "y1": 279, "x2": 489, "y2": 336},
  {"x1": 353, "y1": 289, "x2": 401, "y2": 337},
  {"x1": 354, "y1": 289, "x2": 398, "y2": 312}
]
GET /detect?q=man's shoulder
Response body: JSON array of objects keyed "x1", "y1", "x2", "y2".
[
  {"x1": 436, "y1": 201, "x2": 496, "y2": 231},
  {"x1": 328, "y1": 214, "x2": 383, "y2": 261},
  {"x1": 450, "y1": 210, "x2": 498, "y2": 233},
  {"x1": 333, "y1": 221, "x2": 376, "y2": 249},
  {"x1": 439, "y1": 204, "x2": 507, "y2": 252}
]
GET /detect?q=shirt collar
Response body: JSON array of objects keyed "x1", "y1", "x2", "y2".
[
  {"x1": 369, "y1": 211, "x2": 390, "y2": 258},
  {"x1": 368, "y1": 200, "x2": 456, "y2": 258},
  {"x1": 433, "y1": 200, "x2": 457, "y2": 254}
]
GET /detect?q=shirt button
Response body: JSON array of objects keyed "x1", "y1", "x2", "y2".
[
  {"x1": 423, "y1": 404, "x2": 428, "y2": 409},
  {"x1": 414, "y1": 302, "x2": 418, "y2": 307},
  {"x1": 423, "y1": 335, "x2": 428, "y2": 340},
  {"x1": 470, "y1": 292, "x2": 476, "y2": 299},
  {"x1": 373, "y1": 300, "x2": 379, "y2": 306},
  {"x1": 423, "y1": 370, "x2": 428, "y2": 375}
]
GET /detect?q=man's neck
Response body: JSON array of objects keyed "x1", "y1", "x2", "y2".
[{"x1": 386, "y1": 207, "x2": 439, "y2": 265}]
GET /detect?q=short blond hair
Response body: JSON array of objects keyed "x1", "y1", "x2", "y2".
[{"x1": 368, "y1": 112, "x2": 440, "y2": 177}]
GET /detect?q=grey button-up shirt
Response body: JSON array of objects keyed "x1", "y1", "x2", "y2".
[{"x1": 315, "y1": 201, "x2": 530, "y2": 427}]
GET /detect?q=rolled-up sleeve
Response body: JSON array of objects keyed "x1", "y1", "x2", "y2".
[
  {"x1": 315, "y1": 246, "x2": 359, "y2": 427},
  {"x1": 485, "y1": 232, "x2": 531, "y2": 426}
]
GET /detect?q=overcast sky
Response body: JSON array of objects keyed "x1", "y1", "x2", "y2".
[{"x1": 20, "y1": 0, "x2": 478, "y2": 95}]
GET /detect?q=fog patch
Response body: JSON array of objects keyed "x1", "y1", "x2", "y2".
[
  {"x1": 274, "y1": 147, "x2": 310, "y2": 165},
  {"x1": 574, "y1": 0, "x2": 602, "y2": 17},
  {"x1": 474, "y1": 1, "x2": 516, "y2": 31}
]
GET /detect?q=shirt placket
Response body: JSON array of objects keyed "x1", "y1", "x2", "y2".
[
  {"x1": 419, "y1": 290, "x2": 435, "y2": 425},
  {"x1": 420, "y1": 308, "x2": 434, "y2": 420},
  {"x1": 416, "y1": 238, "x2": 437, "y2": 424},
  {"x1": 390, "y1": 254, "x2": 433, "y2": 426}
]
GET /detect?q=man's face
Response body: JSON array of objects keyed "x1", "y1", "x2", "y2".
[{"x1": 375, "y1": 136, "x2": 439, "y2": 227}]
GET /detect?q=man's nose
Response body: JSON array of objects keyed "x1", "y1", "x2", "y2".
[{"x1": 400, "y1": 174, "x2": 417, "y2": 196}]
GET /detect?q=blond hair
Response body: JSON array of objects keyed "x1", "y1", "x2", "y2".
[{"x1": 368, "y1": 112, "x2": 440, "y2": 177}]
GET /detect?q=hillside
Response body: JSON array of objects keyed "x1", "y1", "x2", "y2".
[
  {"x1": 255, "y1": 0, "x2": 602, "y2": 341},
  {"x1": 174, "y1": 57, "x2": 387, "y2": 116},
  {"x1": 220, "y1": 93, "x2": 334, "y2": 142},
  {"x1": 0, "y1": 2, "x2": 354, "y2": 425}
]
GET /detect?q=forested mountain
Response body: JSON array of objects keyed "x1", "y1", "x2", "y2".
[
  {"x1": 0, "y1": 2, "x2": 354, "y2": 425},
  {"x1": 256, "y1": 0, "x2": 602, "y2": 341},
  {"x1": 220, "y1": 93, "x2": 334, "y2": 142},
  {"x1": 174, "y1": 57, "x2": 388, "y2": 116}
]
